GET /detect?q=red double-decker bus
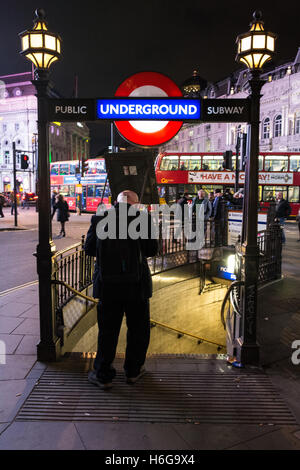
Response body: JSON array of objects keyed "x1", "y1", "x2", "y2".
[
  {"x1": 155, "y1": 152, "x2": 300, "y2": 216},
  {"x1": 50, "y1": 158, "x2": 110, "y2": 212}
]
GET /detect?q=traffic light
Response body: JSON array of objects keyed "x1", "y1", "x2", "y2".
[
  {"x1": 21, "y1": 154, "x2": 29, "y2": 170},
  {"x1": 223, "y1": 151, "x2": 233, "y2": 170},
  {"x1": 81, "y1": 159, "x2": 89, "y2": 176}
]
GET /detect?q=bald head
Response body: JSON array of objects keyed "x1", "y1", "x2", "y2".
[{"x1": 117, "y1": 190, "x2": 139, "y2": 205}]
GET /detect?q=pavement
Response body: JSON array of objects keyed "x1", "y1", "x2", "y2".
[{"x1": 0, "y1": 218, "x2": 299, "y2": 450}]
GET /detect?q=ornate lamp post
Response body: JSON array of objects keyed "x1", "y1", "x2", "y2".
[
  {"x1": 235, "y1": 11, "x2": 276, "y2": 364},
  {"x1": 19, "y1": 9, "x2": 62, "y2": 360}
]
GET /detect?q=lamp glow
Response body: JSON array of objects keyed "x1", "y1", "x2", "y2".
[
  {"x1": 236, "y1": 11, "x2": 276, "y2": 70},
  {"x1": 19, "y1": 9, "x2": 61, "y2": 70}
]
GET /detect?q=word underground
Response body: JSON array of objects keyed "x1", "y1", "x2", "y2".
[
  {"x1": 95, "y1": 202, "x2": 205, "y2": 251},
  {"x1": 97, "y1": 99, "x2": 200, "y2": 120}
]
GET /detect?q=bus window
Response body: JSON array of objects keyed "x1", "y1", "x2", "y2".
[
  {"x1": 263, "y1": 186, "x2": 287, "y2": 201},
  {"x1": 259, "y1": 155, "x2": 263, "y2": 170},
  {"x1": 160, "y1": 155, "x2": 179, "y2": 171},
  {"x1": 202, "y1": 155, "x2": 223, "y2": 170},
  {"x1": 59, "y1": 185, "x2": 71, "y2": 197},
  {"x1": 95, "y1": 185, "x2": 106, "y2": 198},
  {"x1": 264, "y1": 155, "x2": 288, "y2": 172},
  {"x1": 97, "y1": 160, "x2": 106, "y2": 173},
  {"x1": 288, "y1": 186, "x2": 299, "y2": 202},
  {"x1": 68, "y1": 186, "x2": 75, "y2": 197},
  {"x1": 87, "y1": 185, "x2": 95, "y2": 197},
  {"x1": 50, "y1": 164, "x2": 59, "y2": 175},
  {"x1": 69, "y1": 164, "x2": 76, "y2": 175},
  {"x1": 60, "y1": 163, "x2": 70, "y2": 175},
  {"x1": 290, "y1": 155, "x2": 300, "y2": 172},
  {"x1": 179, "y1": 156, "x2": 201, "y2": 171}
]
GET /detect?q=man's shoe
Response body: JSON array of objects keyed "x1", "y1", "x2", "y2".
[
  {"x1": 126, "y1": 366, "x2": 146, "y2": 384},
  {"x1": 88, "y1": 370, "x2": 113, "y2": 390}
]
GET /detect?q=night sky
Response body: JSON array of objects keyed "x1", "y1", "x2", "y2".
[{"x1": 0, "y1": 0, "x2": 299, "y2": 153}]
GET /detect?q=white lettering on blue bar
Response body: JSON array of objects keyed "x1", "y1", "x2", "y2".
[{"x1": 96, "y1": 99, "x2": 200, "y2": 120}]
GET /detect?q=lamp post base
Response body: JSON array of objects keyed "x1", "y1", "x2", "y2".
[
  {"x1": 37, "y1": 338, "x2": 61, "y2": 362},
  {"x1": 236, "y1": 339, "x2": 260, "y2": 365}
]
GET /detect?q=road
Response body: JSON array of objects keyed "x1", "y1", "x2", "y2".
[{"x1": 0, "y1": 207, "x2": 92, "y2": 292}]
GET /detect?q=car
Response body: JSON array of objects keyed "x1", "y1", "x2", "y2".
[{"x1": 22, "y1": 192, "x2": 38, "y2": 205}]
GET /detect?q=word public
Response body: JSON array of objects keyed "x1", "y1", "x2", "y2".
[{"x1": 96, "y1": 98, "x2": 201, "y2": 120}]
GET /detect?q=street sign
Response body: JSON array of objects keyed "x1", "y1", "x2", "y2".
[
  {"x1": 201, "y1": 99, "x2": 251, "y2": 122},
  {"x1": 113, "y1": 72, "x2": 184, "y2": 147},
  {"x1": 47, "y1": 99, "x2": 96, "y2": 121}
]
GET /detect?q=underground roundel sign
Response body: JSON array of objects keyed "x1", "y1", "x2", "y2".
[{"x1": 114, "y1": 71, "x2": 183, "y2": 147}]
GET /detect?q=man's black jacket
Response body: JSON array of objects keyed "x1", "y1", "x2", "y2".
[
  {"x1": 276, "y1": 199, "x2": 291, "y2": 218},
  {"x1": 84, "y1": 204, "x2": 158, "y2": 301}
]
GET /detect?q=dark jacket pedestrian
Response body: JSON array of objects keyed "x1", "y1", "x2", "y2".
[
  {"x1": 51, "y1": 191, "x2": 57, "y2": 208},
  {"x1": 84, "y1": 190, "x2": 158, "y2": 389},
  {"x1": 51, "y1": 194, "x2": 69, "y2": 237},
  {"x1": 212, "y1": 191, "x2": 223, "y2": 220},
  {"x1": 176, "y1": 193, "x2": 189, "y2": 222},
  {"x1": 275, "y1": 197, "x2": 291, "y2": 219},
  {"x1": 0, "y1": 193, "x2": 5, "y2": 218}
]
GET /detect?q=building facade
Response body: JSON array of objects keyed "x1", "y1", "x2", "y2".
[
  {"x1": 0, "y1": 72, "x2": 90, "y2": 193},
  {"x1": 160, "y1": 48, "x2": 300, "y2": 155}
]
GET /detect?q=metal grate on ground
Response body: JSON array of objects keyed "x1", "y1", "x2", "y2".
[{"x1": 16, "y1": 362, "x2": 296, "y2": 425}]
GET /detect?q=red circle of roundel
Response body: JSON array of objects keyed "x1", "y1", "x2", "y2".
[{"x1": 114, "y1": 71, "x2": 183, "y2": 147}]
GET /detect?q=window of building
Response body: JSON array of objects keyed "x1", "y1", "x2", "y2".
[
  {"x1": 3, "y1": 124, "x2": 7, "y2": 133},
  {"x1": 202, "y1": 155, "x2": 223, "y2": 171},
  {"x1": 4, "y1": 151, "x2": 10, "y2": 164},
  {"x1": 290, "y1": 155, "x2": 300, "y2": 172},
  {"x1": 50, "y1": 126, "x2": 54, "y2": 134},
  {"x1": 274, "y1": 115, "x2": 282, "y2": 137},
  {"x1": 56, "y1": 128, "x2": 60, "y2": 136},
  {"x1": 262, "y1": 117, "x2": 270, "y2": 139},
  {"x1": 15, "y1": 123, "x2": 20, "y2": 132},
  {"x1": 295, "y1": 117, "x2": 300, "y2": 134},
  {"x1": 189, "y1": 130, "x2": 194, "y2": 137},
  {"x1": 205, "y1": 138, "x2": 211, "y2": 152},
  {"x1": 264, "y1": 155, "x2": 288, "y2": 171},
  {"x1": 160, "y1": 155, "x2": 179, "y2": 171}
]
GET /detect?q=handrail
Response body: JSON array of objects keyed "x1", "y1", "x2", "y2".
[
  {"x1": 150, "y1": 319, "x2": 226, "y2": 350},
  {"x1": 220, "y1": 280, "x2": 244, "y2": 329},
  {"x1": 53, "y1": 241, "x2": 83, "y2": 260},
  {"x1": 52, "y1": 280, "x2": 225, "y2": 350},
  {"x1": 52, "y1": 280, "x2": 98, "y2": 304}
]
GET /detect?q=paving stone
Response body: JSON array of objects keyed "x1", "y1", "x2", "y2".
[
  {"x1": 19, "y1": 305, "x2": 39, "y2": 318},
  {"x1": 74, "y1": 422, "x2": 190, "y2": 450},
  {"x1": 0, "y1": 317, "x2": 25, "y2": 334},
  {"x1": 14, "y1": 335, "x2": 39, "y2": 355},
  {"x1": 0, "y1": 379, "x2": 37, "y2": 422},
  {"x1": 172, "y1": 423, "x2": 281, "y2": 450},
  {"x1": 0, "y1": 424, "x2": 10, "y2": 436},
  {"x1": 0, "y1": 422, "x2": 85, "y2": 450},
  {"x1": 244, "y1": 427, "x2": 300, "y2": 450},
  {"x1": 0, "y1": 355, "x2": 37, "y2": 380},
  {"x1": 0, "y1": 302, "x2": 33, "y2": 317},
  {"x1": 0, "y1": 334, "x2": 23, "y2": 354},
  {"x1": 11, "y1": 318, "x2": 39, "y2": 335}
]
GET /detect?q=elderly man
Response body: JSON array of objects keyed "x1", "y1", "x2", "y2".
[
  {"x1": 84, "y1": 190, "x2": 158, "y2": 389},
  {"x1": 192, "y1": 189, "x2": 212, "y2": 220}
]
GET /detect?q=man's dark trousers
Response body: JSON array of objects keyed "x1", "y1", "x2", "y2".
[{"x1": 94, "y1": 297, "x2": 150, "y2": 382}]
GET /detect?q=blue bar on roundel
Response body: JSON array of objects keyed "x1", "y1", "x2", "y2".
[{"x1": 96, "y1": 98, "x2": 201, "y2": 120}]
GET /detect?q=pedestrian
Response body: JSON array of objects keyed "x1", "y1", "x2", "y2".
[
  {"x1": 192, "y1": 189, "x2": 212, "y2": 220},
  {"x1": 51, "y1": 194, "x2": 70, "y2": 237},
  {"x1": 211, "y1": 188, "x2": 223, "y2": 246},
  {"x1": 296, "y1": 209, "x2": 300, "y2": 242},
  {"x1": 176, "y1": 192, "x2": 189, "y2": 223},
  {"x1": 22, "y1": 192, "x2": 30, "y2": 210},
  {"x1": 51, "y1": 190, "x2": 57, "y2": 208},
  {"x1": 275, "y1": 192, "x2": 291, "y2": 244},
  {"x1": 208, "y1": 191, "x2": 214, "y2": 203},
  {"x1": 0, "y1": 193, "x2": 5, "y2": 218},
  {"x1": 84, "y1": 190, "x2": 158, "y2": 389},
  {"x1": 10, "y1": 191, "x2": 18, "y2": 215}
]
